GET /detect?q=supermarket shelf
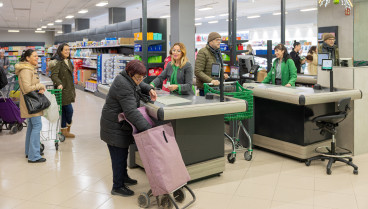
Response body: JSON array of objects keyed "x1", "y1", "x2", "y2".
[
  {"x1": 255, "y1": 54, "x2": 276, "y2": 59},
  {"x1": 89, "y1": 77, "x2": 97, "y2": 81},
  {"x1": 222, "y1": 50, "x2": 249, "y2": 54},
  {"x1": 147, "y1": 62, "x2": 165, "y2": 68},
  {"x1": 222, "y1": 40, "x2": 249, "y2": 45},
  {"x1": 134, "y1": 40, "x2": 166, "y2": 46},
  {"x1": 70, "y1": 45, "x2": 134, "y2": 49},
  {"x1": 72, "y1": 57, "x2": 98, "y2": 59},
  {"x1": 81, "y1": 65, "x2": 97, "y2": 69},
  {"x1": 134, "y1": 51, "x2": 166, "y2": 56},
  {"x1": 84, "y1": 88, "x2": 97, "y2": 93}
]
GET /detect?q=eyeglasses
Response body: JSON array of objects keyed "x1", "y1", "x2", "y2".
[{"x1": 133, "y1": 75, "x2": 147, "y2": 81}]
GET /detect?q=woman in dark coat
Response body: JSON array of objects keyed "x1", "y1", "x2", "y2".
[
  {"x1": 100, "y1": 60, "x2": 157, "y2": 197},
  {"x1": 50, "y1": 43, "x2": 76, "y2": 138}
]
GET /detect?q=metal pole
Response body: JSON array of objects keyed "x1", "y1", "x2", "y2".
[
  {"x1": 281, "y1": 0, "x2": 286, "y2": 44},
  {"x1": 267, "y1": 40, "x2": 272, "y2": 73},
  {"x1": 142, "y1": 0, "x2": 148, "y2": 74}
]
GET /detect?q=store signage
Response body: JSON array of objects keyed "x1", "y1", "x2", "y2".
[{"x1": 345, "y1": 8, "x2": 350, "y2": 16}]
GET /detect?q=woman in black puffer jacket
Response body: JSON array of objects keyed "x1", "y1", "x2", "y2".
[{"x1": 100, "y1": 60, "x2": 157, "y2": 197}]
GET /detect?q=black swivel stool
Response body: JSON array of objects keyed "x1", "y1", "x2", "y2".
[{"x1": 305, "y1": 97, "x2": 358, "y2": 175}]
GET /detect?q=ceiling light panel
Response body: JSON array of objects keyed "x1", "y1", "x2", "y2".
[
  {"x1": 96, "y1": 1, "x2": 108, "y2": 7},
  {"x1": 78, "y1": 9, "x2": 88, "y2": 14},
  {"x1": 8, "y1": 30, "x2": 20, "y2": 32},
  {"x1": 65, "y1": 15, "x2": 74, "y2": 19},
  {"x1": 55, "y1": 19, "x2": 62, "y2": 23}
]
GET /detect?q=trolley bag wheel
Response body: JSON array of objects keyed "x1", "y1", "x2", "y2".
[
  {"x1": 354, "y1": 169, "x2": 358, "y2": 175},
  {"x1": 40, "y1": 143, "x2": 45, "y2": 153},
  {"x1": 138, "y1": 192, "x2": 150, "y2": 208},
  {"x1": 227, "y1": 153, "x2": 236, "y2": 164},
  {"x1": 59, "y1": 134, "x2": 65, "y2": 142},
  {"x1": 244, "y1": 151, "x2": 252, "y2": 161},
  {"x1": 55, "y1": 142, "x2": 59, "y2": 151},
  {"x1": 17, "y1": 123, "x2": 23, "y2": 131},
  {"x1": 327, "y1": 168, "x2": 332, "y2": 175},
  {"x1": 160, "y1": 194, "x2": 173, "y2": 209},
  {"x1": 173, "y1": 188, "x2": 186, "y2": 203},
  {"x1": 305, "y1": 160, "x2": 311, "y2": 166},
  {"x1": 10, "y1": 125, "x2": 18, "y2": 134}
]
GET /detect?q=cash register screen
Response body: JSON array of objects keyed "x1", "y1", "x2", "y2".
[
  {"x1": 318, "y1": 53, "x2": 329, "y2": 66},
  {"x1": 322, "y1": 59, "x2": 333, "y2": 71}
]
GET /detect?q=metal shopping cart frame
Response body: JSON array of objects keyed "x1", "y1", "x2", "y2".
[
  {"x1": 40, "y1": 85, "x2": 65, "y2": 150},
  {"x1": 204, "y1": 81, "x2": 254, "y2": 163}
]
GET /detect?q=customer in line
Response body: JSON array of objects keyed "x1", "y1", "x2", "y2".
[
  {"x1": 290, "y1": 41, "x2": 305, "y2": 74},
  {"x1": 262, "y1": 44, "x2": 297, "y2": 87},
  {"x1": 15, "y1": 49, "x2": 46, "y2": 163},
  {"x1": 50, "y1": 43, "x2": 76, "y2": 138},
  {"x1": 245, "y1": 44, "x2": 254, "y2": 55},
  {"x1": 0, "y1": 50, "x2": 10, "y2": 74},
  {"x1": 195, "y1": 32, "x2": 229, "y2": 96},
  {"x1": 100, "y1": 60, "x2": 157, "y2": 197},
  {"x1": 319, "y1": 33, "x2": 339, "y2": 66},
  {"x1": 150, "y1": 42, "x2": 193, "y2": 95},
  {"x1": 306, "y1": 46, "x2": 318, "y2": 75}
]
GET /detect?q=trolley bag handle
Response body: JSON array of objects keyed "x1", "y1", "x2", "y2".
[{"x1": 118, "y1": 106, "x2": 155, "y2": 134}]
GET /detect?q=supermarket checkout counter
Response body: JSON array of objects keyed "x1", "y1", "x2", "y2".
[
  {"x1": 128, "y1": 91, "x2": 247, "y2": 181},
  {"x1": 243, "y1": 83, "x2": 362, "y2": 159},
  {"x1": 296, "y1": 74, "x2": 317, "y2": 85}
]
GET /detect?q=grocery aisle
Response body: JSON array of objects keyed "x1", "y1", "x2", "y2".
[{"x1": 1, "y1": 87, "x2": 368, "y2": 209}]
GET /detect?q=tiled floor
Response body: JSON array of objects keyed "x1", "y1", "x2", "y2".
[{"x1": 1, "y1": 85, "x2": 368, "y2": 209}]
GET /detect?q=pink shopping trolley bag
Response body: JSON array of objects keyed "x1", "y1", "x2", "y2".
[{"x1": 118, "y1": 107, "x2": 191, "y2": 196}]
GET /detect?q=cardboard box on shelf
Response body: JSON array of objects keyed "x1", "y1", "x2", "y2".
[
  {"x1": 79, "y1": 69, "x2": 96, "y2": 87},
  {"x1": 119, "y1": 38, "x2": 134, "y2": 45}
]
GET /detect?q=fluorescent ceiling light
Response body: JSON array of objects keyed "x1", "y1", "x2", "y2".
[
  {"x1": 8, "y1": 30, "x2": 19, "y2": 33},
  {"x1": 208, "y1": 21, "x2": 218, "y2": 24},
  {"x1": 205, "y1": 16, "x2": 215, "y2": 19},
  {"x1": 96, "y1": 1, "x2": 108, "y2": 7},
  {"x1": 195, "y1": 18, "x2": 202, "y2": 20},
  {"x1": 160, "y1": 15, "x2": 170, "y2": 18},
  {"x1": 57, "y1": 31, "x2": 63, "y2": 34},
  {"x1": 41, "y1": 26, "x2": 47, "y2": 28},
  {"x1": 247, "y1": 15, "x2": 260, "y2": 19},
  {"x1": 47, "y1": 23, "x2": 54, "y2": 26},
  {"x1": 0, "y1": 2, "x2": 3, "y2": 7},
  {"x1": 36, "y1": 28, "x2": 42, "y2": 30},
  {"x1": 195, "y1": 23, "x2": 202, "y2": 26},
  {"x1": 65, "y1": 15, "x2": 74, "y2": 19},
  {"x1": 198, "y1": 7, "x2": 212, "y2": 11},
  {"x1": 300, "y1": 8, "x2": 317, "y2": 12},
  {"x1": 55, "y1": 19, "x2": 62, "y2": 23},
  {"x1": 78, "y1": 9, "x2": 88, "y2": 14},
  {"x1": 219, "y1": 13, "x2": 228, "y2": 16},
  {"x1": 35, "y1": 31, "x2": 46, "y2": 33},
  {"x1": 273, "y1": 12, "x2": 288, "y2": 15}
]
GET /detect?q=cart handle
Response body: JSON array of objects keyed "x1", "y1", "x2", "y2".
[{"x1": 204, "y1": 81, "x2": 237, "y2": 86}]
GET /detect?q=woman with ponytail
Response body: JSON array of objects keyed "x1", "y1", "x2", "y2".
[
  {"x1": 290, "y1": 41, "x2": 305, "y2": 74},
  {"x1": 15, "y1": 49, "x2": 46, "y2": 163}
]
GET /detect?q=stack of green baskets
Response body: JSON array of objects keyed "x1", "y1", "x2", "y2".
[
  {"x1": 204, "y1": 82, "x2": 253, "y2": 121},
  {"x1": 47, "y1": 89, "x2": 62, "y2": 115}
]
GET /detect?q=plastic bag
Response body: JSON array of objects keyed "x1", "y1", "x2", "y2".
[{"x1": 43, "y1": 91, "x2": 59, "y2": 123}]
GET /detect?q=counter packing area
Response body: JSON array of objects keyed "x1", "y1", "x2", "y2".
[
  {"x1": 128, "y1": 91, "x2": 247, "y2": 181},
  {"x1": 243, "y1": 83, "x2": 362, "y2": 159}
]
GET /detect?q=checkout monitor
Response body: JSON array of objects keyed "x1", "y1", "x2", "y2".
[
  {"x1": 238, "y1": 55, "x2": 255, "y2": 76},
  {"x1": 318, "y1": 53, "x2": 329, "y2": 66}
]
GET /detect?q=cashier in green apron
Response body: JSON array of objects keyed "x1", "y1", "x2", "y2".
[
  {"x1": 262, "y1": 44, "x2": 297, "y2": 87},
  {"x1": 150, "y1": 42, "x2": 194, "y2": 95}
]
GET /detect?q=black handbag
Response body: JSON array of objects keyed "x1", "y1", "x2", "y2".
[{"x1": 23, "y1": 90, "x2": 51, "y2": 114}]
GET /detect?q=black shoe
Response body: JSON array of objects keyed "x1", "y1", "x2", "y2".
[
  {"x1": 111, "y1": 186, "x2": 134, "y2": 197},
  {"x1": 28, "y1": 158, "x2": 46, "y2": 163},
  {"x1": 124, "y1": 177, "x2": 138, "y2": 186},
  {"x1": 26, "y1": 152, "x2": 44, "y2": 158}
]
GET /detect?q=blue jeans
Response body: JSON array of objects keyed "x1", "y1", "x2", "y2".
[
  {"x1": 62, "y1": 104, "x2": 73, "y2": 128},
  {"x1": 25, "y1": 116, "x2": 42, "y2": 161},
  {"x1": 199, "y1": 89, "x2": 205, "y2": 96}
]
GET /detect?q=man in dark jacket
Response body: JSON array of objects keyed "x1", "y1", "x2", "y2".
[
  {"x1": 100, "y1": 60, "x2": 157, "y2": 197},
  {"x1": 319, "y1": 33, "x2": 340, "y2": 66},
  {"x1": 195, "y1": 32, "x2": 228, "y2": 96}
]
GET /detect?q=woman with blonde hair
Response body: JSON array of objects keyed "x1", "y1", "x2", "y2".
[{"x1": 150, "y1": 42, "x2": 193, "y2": 94}]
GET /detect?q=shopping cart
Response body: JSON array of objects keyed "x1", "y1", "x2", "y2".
[
  {"x1": 40, "y1": 86, "x2": 65, "y2": 150},
  {"x1": 0, "y1": 75, "x2": 26, "y2": 134},
  {"x1": 204, "y1": 81, "x2": 254, "y2": 163}
]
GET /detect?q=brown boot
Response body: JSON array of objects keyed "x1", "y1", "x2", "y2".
[
  {"x1": 61, "y1": 128, "x2": 75, "y2": 138},
  {"x1": 66, "y1": 124, "x2": 75, "y2": 138}
]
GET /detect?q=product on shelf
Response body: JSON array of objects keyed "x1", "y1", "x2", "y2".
[
  {"x1": 148, "y1": 56, "x2": 162, "y2": 63},
  {"x1": 148, "y1": 67, "x2": 163, "y2": 76},
  {"x1": 134, "y1": 32, "x2": 162, "y2": 41},
  {"x1": 97, "y1": 54, "x2": 135, "y2": 85}
]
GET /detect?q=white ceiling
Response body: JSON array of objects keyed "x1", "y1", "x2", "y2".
[{"x1": 0, "y1": 0, "x2": 317, "y2": 31}]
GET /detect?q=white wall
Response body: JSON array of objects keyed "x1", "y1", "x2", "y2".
[
  {"x1": 318, "y1": 3, "x2": 354, "y2": 58},
  {"x1": 0, "y1": 30, "x2": 55, "y2": 46},
  {"x1": 354, "y1": 1, "x2": 368, "y2": 61}
]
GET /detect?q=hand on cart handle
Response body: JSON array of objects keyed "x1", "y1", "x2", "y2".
[
  {"x1": 211, "y1": 80, "x2": 220, "y2": 86},
  {"x1": 149, "y1": 89, "x2": 157, "y2": 101},
  {"x1": 57, "y1": 85, "x2": 63, "y2": 90},
  {"x1": 167, "y1": 85, "x2": 178, "y2": 92}
]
